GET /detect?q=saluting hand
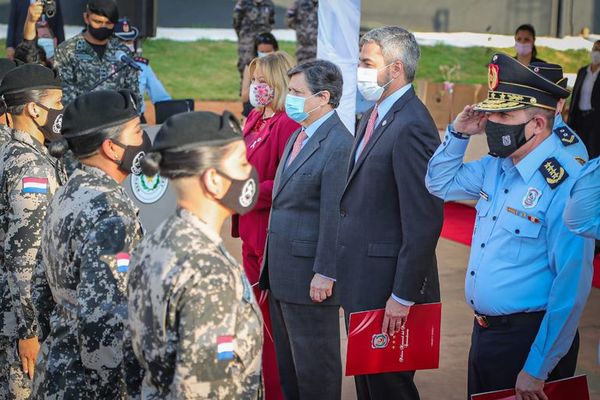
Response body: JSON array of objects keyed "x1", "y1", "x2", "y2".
[
  {"x1": 382, "y1": 297, "x2": 410, "y2": 336},
  {"x1": 309, "y1": 274, "x2": 334, "y2": 303},
  {"x1": 453, "y1": 105, "x2": 488, "y2": 136},
  {"x1": 515, "y1": 370, "x2": 548, "y2": 400}
]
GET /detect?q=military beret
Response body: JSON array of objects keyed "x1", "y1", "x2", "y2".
[
  {"x1": 474, "y1": 53, "x2": 570, "y2": 112},
  {"x1": 114, "y1": 17, "x2": 139, "y2": 41},
  {"x1": 528, "y1": 62, "x2": 568, "y2": 89},
  {"x1": 87, "y1": 0, "x2": 119, "y2": 24},
  {"x1": 0, "y1": 64, "x2": 61, "y2": 104},
  {"x1": 0, "y1": 58, "x2": 21, "y2": 83},
  {"x1": 61, "y1": 90, "x2": 138, "y2": 138},
  {"x1": 153, "y1": 111, "x2": 242, "y2": 152}
]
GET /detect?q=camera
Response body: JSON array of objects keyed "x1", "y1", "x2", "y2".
[{"x1": 40, "y1": 0, "x2": 57, "y2": 18}]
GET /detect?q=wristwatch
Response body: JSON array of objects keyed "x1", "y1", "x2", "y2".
[{"x1": 448, "y1": 124, "x2": 470, "y2": 140}]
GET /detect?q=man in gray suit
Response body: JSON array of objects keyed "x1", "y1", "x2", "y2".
[{"x1": 259, "y1": 60, "x2": 353, "y2": 400}]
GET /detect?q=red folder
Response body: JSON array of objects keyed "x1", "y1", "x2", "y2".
[
  {"x1": 470, "y1": 375, "x2": 590, "y2": 400},
  {"x1": 345, "y1": 303, "x2": 442, "y2": 376}
]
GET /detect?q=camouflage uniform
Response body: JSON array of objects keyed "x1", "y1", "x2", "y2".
[
  {"x1": 286, "y1": 0, "x2": 318, "y2": 64},
  {"x1": 0, "y1": 129, "x2": 66, "y2": 400},
  {"x1": 127, "y1": 208, "x2": 263, "y2": 399},
  {"x1": 0, "y1": 125, "x2": 11, "y2": 149},
  {"x1": 233, "y1": 0, "x2": 275, "y2": 78},
  {"x1": 31, "y1": 164, "x2": 143, "y2": 399},
  {"x1": 53, "y1": 33, "x2": 142, "y2": 108}
]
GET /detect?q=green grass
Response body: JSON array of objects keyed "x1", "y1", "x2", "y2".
[{"x1": 1, "y1": 38, "x2": 590, "y2": 100}]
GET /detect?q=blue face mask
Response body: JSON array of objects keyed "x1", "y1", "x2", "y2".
[{"x1": 285, "y1": 92, "x2": 322, "y2": 123}]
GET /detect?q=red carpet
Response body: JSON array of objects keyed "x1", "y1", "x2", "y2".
[
  {"x1": 441, "y1": 202, "x2": 476, "y2": 246},
  {"x1": 441, "y1": 202, "x2": 600, "y2": 289}
]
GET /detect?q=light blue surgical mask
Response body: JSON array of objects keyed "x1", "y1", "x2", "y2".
[
  {"x1": 285, "y1": 92, "x2": 322, "y2": 123},
  {"x1": 257, "y1": 51, "x2": 269, "y2": 58},
  {"x1": 37, "y1": 37, "x2": 55, "y2": 59}
]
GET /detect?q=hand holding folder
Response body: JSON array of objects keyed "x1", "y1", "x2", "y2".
[
  {"x1": 470, "y1": 375, "x2": 590, "y2": 400},
  {"x1": 345, "y1": 303, "x2": 442, "y2": 376}
]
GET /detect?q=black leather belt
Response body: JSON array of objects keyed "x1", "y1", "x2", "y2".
[
  {"x1": 579, "y1": 109, "x2": 595, "y2": 117},
  {"x1": 474, "y1": 311, "x2": 545, "y2": 329}
]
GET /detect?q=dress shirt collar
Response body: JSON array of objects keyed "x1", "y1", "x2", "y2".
[
  {"x1": 376, "y1": 82, "x2": 412, "y2": 123},
  {"x1": 304, "y1": 110, "x2": 335, "y2": 140},
  {"x1": 513, "y1": 134, "x2": 559, "y2": 183}
]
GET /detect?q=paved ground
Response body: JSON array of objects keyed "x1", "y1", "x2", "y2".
[{"x1": 220, "y1": 220, "x2": 600, "y2": 399}]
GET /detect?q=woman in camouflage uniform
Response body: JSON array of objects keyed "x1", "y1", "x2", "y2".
[
  {"x1": 128, "y1": 111, "x2": 264, "y2": 399},
  {"x1": 32, "y1": 90, "x2": 150, "y2": 399}
]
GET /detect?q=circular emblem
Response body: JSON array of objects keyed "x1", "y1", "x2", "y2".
[
  {"x1": 53, "y1": 114, "x2": 63, "y2": 134},
  {"x1": 534, "y1": 66, "x2": 540, "y2": 73},
  {"x1": 238, "y1": 178, "x2": 256, "y2": 208},
  {"x1": 522, "y1": 187, "x2": 542, "y2": 209},
  {"x1": 488, "y1": 64, "x2": 500, "y2": 91},
  {"x1": 130, "y1": 151, "x2": 145, "y2": 176},
  {"x1": 130, "y1": 173, "x2": 169, "y2": 204},
  {"x1": 371, "y1": 333, "x2": 390, "y2": 349}
]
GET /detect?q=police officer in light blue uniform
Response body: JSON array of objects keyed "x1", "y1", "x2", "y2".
[
  {"x1": 528, "y1": 62, "x2": 590, "y2": 165},
  {"x1": 564, "y1": 157, "x2": 600, "y2": 239},
  {"x1": 114, "y1": 17, "x2": 171, "y2": 119},
  {"x1": 426, "y1": 53, "x2": 594, "y2": 400}
]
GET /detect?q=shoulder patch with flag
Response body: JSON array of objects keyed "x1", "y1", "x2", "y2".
[
  {"x1": 217, "y1": 335, "x2": 234, "y2": 361},
  {"x1": 116, "y1": 252, "x2": 130, "y2": 273},
  {"x1": 22, "y1": 177, "x2": 49, "y2": 194}
]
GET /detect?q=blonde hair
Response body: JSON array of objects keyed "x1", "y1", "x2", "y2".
[{"x1": 248, "y1": 51, "x2": 295, "y2": 112}]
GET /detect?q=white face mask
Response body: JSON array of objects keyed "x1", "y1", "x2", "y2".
[
  {"x1": 592, "y1": 51, "x2": 600, "y2": 65},
  {"x1": 126, "y1": 43, "x2": 135, "y2": 53},
  {"x1": 257, "y1": 51, "x2": 269, "y2": 58},
  {"x1": 515, "y1": 42, "x2": 533, "y2": 57},
  {"x1": 356, "y1": 63, "x2": 395, "y2": 102}
]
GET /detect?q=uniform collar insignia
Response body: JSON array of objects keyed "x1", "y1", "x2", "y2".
[
  {"x1": 553, "y1": 126, "x2": 578, "y2": 146},
  {"x1": 538, "y1": 157, "x2": 568, "y2": 189}
]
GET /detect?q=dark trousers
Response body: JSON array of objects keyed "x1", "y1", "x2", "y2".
[
  {"x1": 269, "y1": 295, "x2": 342, "y2": 400},
  {"x1": 467, "y1": 313, "x2": 579, "y2": 399},
  {"x1": 343, "y1": 313, "x2": 420, "y2": 400}
]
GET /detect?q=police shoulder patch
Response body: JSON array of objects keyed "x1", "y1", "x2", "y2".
[
  {"x1": 553, "y1": 126, "x2": 578, "y2": 147},
  {"x1": 134, "y1": 56, "x2": 149, "y2": 65},
  {"x1": 539, "y1": 157, "x2": 569, "y2": 189}
]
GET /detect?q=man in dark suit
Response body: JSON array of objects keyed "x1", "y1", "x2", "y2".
[
  {"x1": 336, "y1": 26, "x2": 444, "y2": 400},
  {"x1": 260, "y1": 59, "x2": 353, "y2": 400},
  {"x1": 568, "y1": 40, "x2": 600, "y2": 158}
]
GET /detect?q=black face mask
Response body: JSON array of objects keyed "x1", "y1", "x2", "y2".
[
  {"x1": 112, "y1": 130, "x2": 152, "y2": 175},
  {"x1": 32, "y1": 103, "x2": 63, "y2": 142},
  {"x1": 214, "y1": 167, "x2": 259, "y2": 215},
  {"x1": 88, "y1": 25, "x2": 114, "y2": 41},
  {"x1": 485, "y1": 119, "x2": 534, "y2": 158}
]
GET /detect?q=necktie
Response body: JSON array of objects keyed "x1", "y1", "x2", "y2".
[
  {"x1": 356, "y1": 105, "x2": 379, "y2": 157},
  {"x1": 286, "y1": 128, "x2": 308, "y2": 167}
]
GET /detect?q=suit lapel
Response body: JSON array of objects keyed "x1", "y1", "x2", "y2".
[
  {"x1": 272, "y1": 126, "x2": 301, "y2": 198},
  {"x1": 346, "y1": 107, "x2": 372, "y2": 178},
  {"x1": 346, "y1": 89, "x2": 416, "y2": 186},
  {"x1": 274, "y1": 112, "x2": 339, "y2": 200}
]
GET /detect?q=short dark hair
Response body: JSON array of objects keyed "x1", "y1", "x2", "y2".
[
  {"x1": 87, "y1": 0, "x2": 119, "y2": 24},
  {"x1": 287, "y1": 60, "x2": 344, "y2": 108},
  {"x1": 14, "y1": 42, "x2": 47, "y2": 66}
]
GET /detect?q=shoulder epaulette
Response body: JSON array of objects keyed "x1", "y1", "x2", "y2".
[{"x1": 539, "y1": 157, "x2": 569, "y2": 189}]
